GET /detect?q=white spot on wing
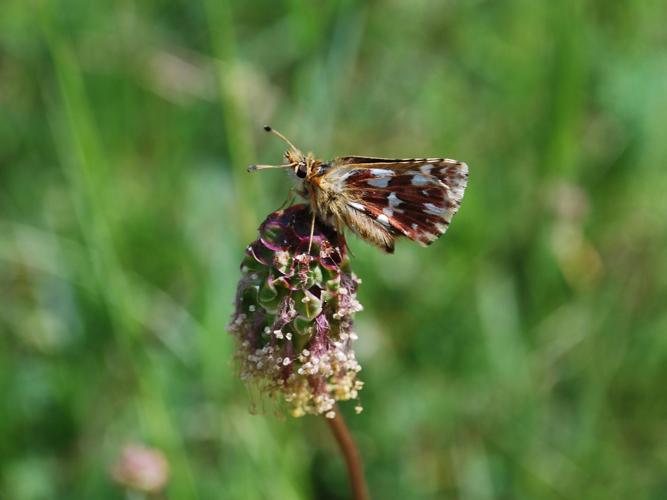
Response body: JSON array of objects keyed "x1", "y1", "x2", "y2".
[
  {"x1": 424, "y1": 203, "x2": 445, "y2": 216},
  {"x1": 367, "y1": 177, "x2": 390, "y2": 188},
  {"x1": 382, "y1": 207, "x2": 393, "y2": 217},
  {"x1": 387, "y1": 192, "x2": 402, "y2": 208},
  {"x1": 370, "y1": 168, "x2": 394, "y2": 177},
  {"x1": 377, "y1": 214, "x2": 390, "y2": 225},
  {"x1": 348, "y1": 201, "x2": 365, "y2": 212},
  {"x1": 412, "y1": 174, "x2": 430, "y2": 186},
  {"x1": 419, "y1": 164, "x2": 433, "y2": 175}
]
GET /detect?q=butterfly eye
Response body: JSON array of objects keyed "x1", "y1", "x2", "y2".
[{"x1": 296, "y1": 164, "x2": 307, "y2": 178}]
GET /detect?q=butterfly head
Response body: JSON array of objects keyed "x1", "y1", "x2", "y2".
[
  {"x1": 284, "y1": 149, "x2": 308, "y2": 178},
  {"x1": 248, "y1": 126, "x2": 320, "y2": 180}
]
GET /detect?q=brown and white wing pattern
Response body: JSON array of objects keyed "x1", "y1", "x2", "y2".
[{"x1": 316, "y1": 158, "x2": 468, "y2": 251}]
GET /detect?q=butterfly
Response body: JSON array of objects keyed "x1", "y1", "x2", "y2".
[{"x1": 248, "y1": 126, "x2": 468, "y2": 253}]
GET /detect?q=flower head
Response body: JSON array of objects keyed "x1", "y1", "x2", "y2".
[
  {"x1": 228, "y1": 204, "x2": 364, "y2": 417},
  {"x1": 110, "y1": 443, "x2": 170, "y2": 494}
]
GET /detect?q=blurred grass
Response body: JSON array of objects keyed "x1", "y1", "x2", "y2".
[{"x1": 1, "y1": 0, "x2": 667, "y2": 498}]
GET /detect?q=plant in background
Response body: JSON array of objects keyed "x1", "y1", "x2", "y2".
[
  {"x1": 110, "y1": 443, "x2": 170, "y2": 497},
  {"x1": 229, "y1": 204, "x2": 368, "y2": 499}
]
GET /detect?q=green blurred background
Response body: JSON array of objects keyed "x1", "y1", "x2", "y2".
[{"x1": 2, "y1": 0, "x2": 667, "y2": 498}]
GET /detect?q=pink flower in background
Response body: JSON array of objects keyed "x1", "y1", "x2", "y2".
[{"x1": 111, "y1": 443, "x2": 170, "y2": 494}]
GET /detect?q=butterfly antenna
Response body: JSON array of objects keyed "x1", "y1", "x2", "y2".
[
  {"x1": 263, "y1": 125, "x2": 302, "y2": 153},
  {"x1": 247, "y1": 163, "x2": 292, "y2": 172}
]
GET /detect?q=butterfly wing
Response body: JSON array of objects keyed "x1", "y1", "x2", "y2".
[
  {"x1": 318, "y1": 158, "x2": 468, "y2": 248},
  {"x1": 332, "y1": 156, "x2": 414, "y2": 165}
]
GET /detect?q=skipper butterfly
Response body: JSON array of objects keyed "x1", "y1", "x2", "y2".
[{"x1": 248, "y1": 126, "x2": 468, "y2": 253}]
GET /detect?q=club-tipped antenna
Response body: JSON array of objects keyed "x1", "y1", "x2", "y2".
[
  {"x1": 247, "y1": 163, "x2": 293, "y2": 172},
  {"x1": 263, "y1": 125, "x2": 301, "y2": 153}
]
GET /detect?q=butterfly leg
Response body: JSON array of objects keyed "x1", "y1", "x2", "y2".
[
  {"x1": 277, "y1": 187, "x2": 296, "y2": 210},
  {"x1": 307, "y1": 209, "x2": 317, "y2": 254}
]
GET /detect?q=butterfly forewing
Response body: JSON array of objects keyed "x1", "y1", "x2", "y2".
[{"x1": 323, "y1": 158, "x2": 468, "y2": 247}]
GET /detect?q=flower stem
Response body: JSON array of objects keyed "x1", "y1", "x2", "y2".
[{"x1": 326, "y1": 405, "x2": 369, "y2": 500}]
